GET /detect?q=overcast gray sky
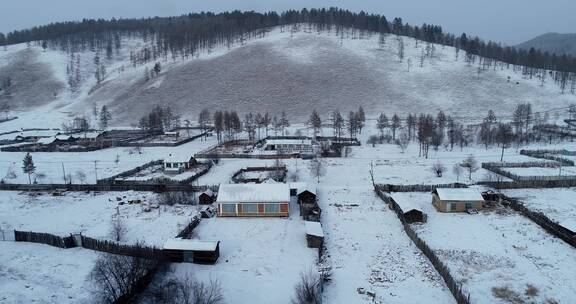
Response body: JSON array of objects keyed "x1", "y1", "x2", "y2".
[{"x1": 1, "y1": 0, "x2": 574, "y2": 45}]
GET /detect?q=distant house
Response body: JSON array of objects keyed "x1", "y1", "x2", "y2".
[
  {"x1": 432, "y1": 188, "x2": 485, "y2": 213},
  {"x1": 305, "y1": 221, "x2": 324, "y2": 249},
  {"x1": 390, "y1": 193, "x2": 427, "y2": 223},
  {"x1": 164, "y1": 131, "x2": 180, "y2": 138},
  {"x1": 199, "y1": 189, "x2": 216, "y2": 205},
  {"x1": 163, "y1": 238, "x2": 220, "y2": 264},
  {"x1": 297, "y1": 187, "x2": 317, "y2": 205},
  {"x1": 216, "y1": 183, "x2": 290, "y2": 217},
  {"x1": 164, "y1": 155, "x2": 197, "y2": 174},
  {"x1": 265, "y1": 139, "x2": 314, "y2": 154}
]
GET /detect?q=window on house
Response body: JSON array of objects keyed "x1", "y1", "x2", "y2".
[
  {"x1": 265, "y1": 204, "x2": 280, "y2": 213},
  {"x1": 465, "y1": 202, "x2": 473, "y2": 209},
  {"x1": 166, "y1": 163, "x2": 172, "y2": 168},
  {"x1": 221, "y1": 204, "x2": 236, "y2": 213},
  {"x1": 242, "y1": 204, "x2": 258, "y2": 213}
]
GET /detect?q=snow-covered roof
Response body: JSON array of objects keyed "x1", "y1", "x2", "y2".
[
  {"x1": 434, "y1": 188, "x2": 484, "y2": 202},
  {"x1": 164, "y1": 154, "x2": 193, "y2": 163},
  {"x1": 560, "y1": 219, "x2": 576, "y2": 233},
  {"x1": 37, "y1": 137, "x2": 56, "y2": 145},
  {"x1": 163, "y1": 238, "x2": 219, "y2": 251},
  {"x1": 390, "y1": 193, "x2": 423, "y2": 213},
  {"x1": 297, "y1": 185, "x2": 317, "y2": 196},
  {"x1": 164, "y1": 131, "x2": 179, "y2": 135},
  {"x1": 305, "y1": 221, "x2": 324, "y2": 237},
  {"x1": 201, "y1": 189, "x2": 214, "y2": 197},
  {"x1": 216, "y1": 183, "x2": 290, "y2": 203},
  {"x1": 55, "y1": 135, "x2": 75, "y2": 141},
  {"x1": 78, "y1": 132, "x2": 101, "y2": 139},
  {"x1": 266, "y1": 139, "x2": 312, "y2": 146}
]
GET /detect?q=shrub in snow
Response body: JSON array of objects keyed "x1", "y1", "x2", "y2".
[{"x1": 291, "y1": 269, "x2": 322, "y2": 304}]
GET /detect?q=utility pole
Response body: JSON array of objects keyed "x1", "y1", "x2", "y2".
[
  {"x1": 61, "y1": 162, "x2": 66, "y2": 184},
  {"x1": 94, "y1": 160, "x2": 98, "y2": 182}
]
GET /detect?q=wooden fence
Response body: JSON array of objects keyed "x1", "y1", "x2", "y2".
[
  {"x1": 175, "y1": 217, "x2": 201, "y2": 239},
  {"x1": 520, "y1": 149, "x2": 575, "y2": 166},
  {"x1": 478, "y1": 179, "x2": 576, "y2": 189},
  {"x1": 80, "y1": 236, "x2": 166, "y2": 260},
  {"x1": 501, "y1": 196, "x2": 576, "y2": 248},
  {"x1": 0, "y1": 182, "x2": 217, "y2": 193},
  {"x1": 374, "y1": 190, "x2": 470, "y2": 304},
  {"x1": 374, "y1": 183, "x2": 468, "y2": 193},
  {"x1": 14, "y1": 230, "x2": 76, "y2": 249},
  {"x1": 482, "y1": 162, "x2": 576, "y2": 182},
  {"x1": 98, "y1": 160, "x2": 163, "y2": 183}
]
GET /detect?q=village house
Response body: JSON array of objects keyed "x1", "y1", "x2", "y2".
[
  {"x1": 264, "y1": 139, "x2": 314, "y2": 154},
  {"x1": 432, "y1": 188, "x2": 485, "y2": 213},
  {"x1": 216, "y1": 183, "x2": 290, "y2": 217},
  {"x1": 163, "y1": 155, "x2": 197, "y2": 174},
  {"x1": 164, "y1": 131, "x2": 180, "y2": 138},
  {"x1": 163, "y1": 238, "x2": 220, "y2": 264}
]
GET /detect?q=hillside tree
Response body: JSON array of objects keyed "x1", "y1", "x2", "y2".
[{"x1": 22, "y1": 153, "x2": 36, "y2": 184}]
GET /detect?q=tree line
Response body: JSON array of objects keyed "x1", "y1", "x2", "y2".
[{"x1": 1, "y1": 8, "x2": 576, "y2": 76}]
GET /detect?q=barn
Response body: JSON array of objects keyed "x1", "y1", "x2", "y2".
[
  {"x1": 199, "y1": 189, "x2": 216, "y2": 205},
  {"x1": 432, "y1": 188, "x2": 485, "y2": 213},
  {"x1": 264, "y1": 139, "x2": 314, "y2": 154},
  {"x1": 390, "y1": 193, "x2": 427, "y2": 223},
  {"x1": 163, "y1": 238, "x2": 220, "y2": 264},
  {"x1": 164, "y1": 155, "x2": 197, "y2": 174},
  {"x1": 216, "y1": 183, "x2": 290, "y2": 217}
]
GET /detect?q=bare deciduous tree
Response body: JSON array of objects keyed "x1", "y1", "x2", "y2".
[
  {"x1": 157, "y1": 277, "x2": 224, "y2": 304},
  {"x1": 460, "y1": 155, "x2": 479, "y2": 180},
  {"x1": 91, "y1": 253, "x2": 156, "y2": 303},
  {"x1": 309, "y1": 157, "x2": 326, "y2": 183},
  {"x1": 396, "y1": 131, "x2": 410, "y2": 153},
  {"x1": 292, "y1": 269, "x2": 322, "y2": 304},
  {"x1": 452, "y1": 164, "x2": 463, "y2": 181},
  {"x1": 110, "y1": 216, "x2": 127, "y2": 242},
  {"x1": 431, "y1": 161, "x2": 446, "y2": 177}
]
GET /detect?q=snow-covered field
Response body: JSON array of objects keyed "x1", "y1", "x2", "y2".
[
  {"x1": 395, "y1": 191, "x2": 576, "y2": 304},
  {"x1": 0, "y1": 135, "x2": 217, "y2": 184},
  {"x1": 0, "y1": 242, "x2": 97, "y2": 304},
  {"x1": 504, "y1": 166, "x2": 576, "y2": 177},
  {"x1": 503, "y1": 188, "x2": 576, "y2": 226},
  {"x1": 0, "y1": 191, "x2": 197, "y2": 246},
  {"x1": 319, "y1": 186, "x2": 454, "y2": 304}
]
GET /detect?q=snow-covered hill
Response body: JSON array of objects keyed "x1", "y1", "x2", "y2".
[{"x1": 1, "y1": 27, "x2": 575, "y2": 130}]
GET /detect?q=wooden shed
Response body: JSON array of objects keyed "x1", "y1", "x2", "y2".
[
  {"x1": 163, "y1": 238, "x2": 220, "y2": 264},
  {"x1": 297, "y1": 187, "x2": 317, "y2": 206},
  {"x1": 390, "y1": 193, "x2": 427, "y2": 223},
  {"x1": 432, "y1": 188, "x2": 485, "y2": 213},
  {"x1": 305, "y1": 221, "x2": 324, "y2": 249},
  {"x1": 199, "y1": 189, "x2": 216, "y2": 205}
]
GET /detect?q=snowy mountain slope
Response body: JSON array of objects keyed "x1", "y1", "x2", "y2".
[
  {"x1": 1, "y1": 27, "x2": 575, "y2": 129},
  {"x1": 517, "y1": 32, "x2": 576, "y2": 56}
]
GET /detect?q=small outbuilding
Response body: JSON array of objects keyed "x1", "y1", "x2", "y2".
[
  {"x1": 199, "y1": 189, "x2": 216, "y2": 205},
  {"x1": 163, "y1": 238, "x2": 220, "y2": 264},
  {"x1": 164, "y1": 155, "x2": 197, "y2": 174},
  {"x1": 390, "y1": 193, "x2": 427, "y2": 223},
  {"x1": 297, "y1": 187, "x2": 317, "y2": 206},
  {"x1": 305, "y1": 221, "x2": 324, "y2": 249},
  {"x1": 432, "y1": 188, "x2": 485, "y2": 213},
  {"x1": 216, "y1": 183, "x2": 290, "y2": 217}
]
